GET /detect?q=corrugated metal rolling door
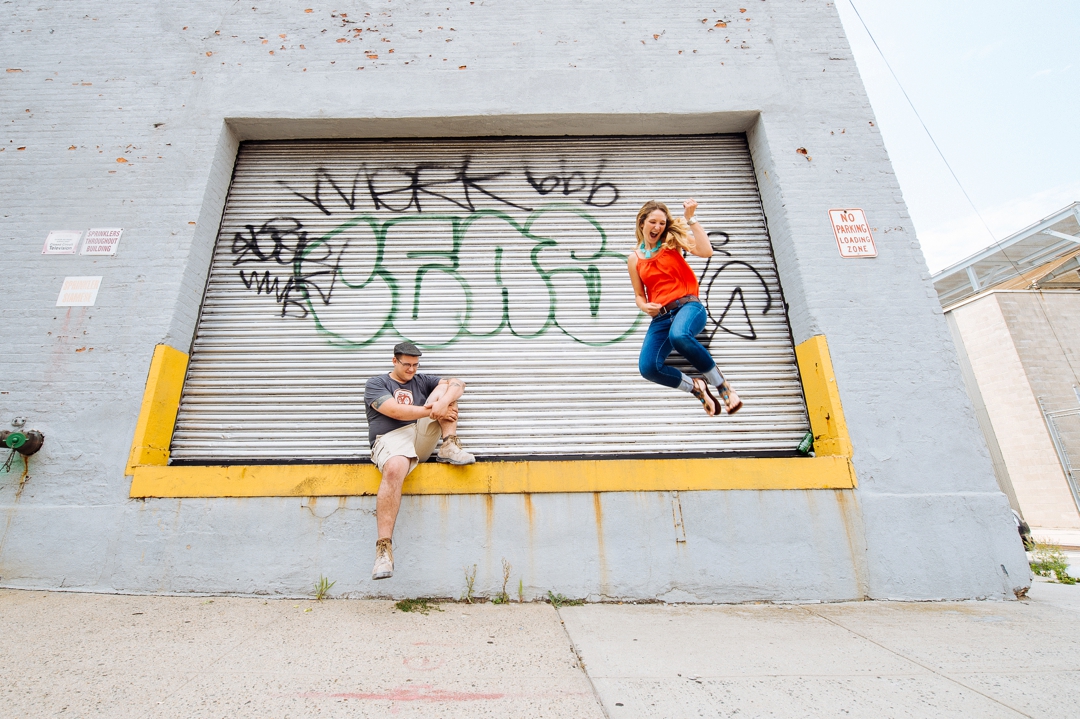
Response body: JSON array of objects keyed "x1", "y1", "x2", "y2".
[{"x1": 170, "y1": 135, "x2": 810, "y2": 463}]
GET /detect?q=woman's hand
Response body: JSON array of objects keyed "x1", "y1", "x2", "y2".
[
  {"x1": 683, "y1": 198, "x2": 698, "y2": 220},
  {"x1": 643, "y1": 302, "x2": 663, "y2": 317}
]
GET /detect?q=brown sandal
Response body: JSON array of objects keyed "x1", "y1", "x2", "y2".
[
  {"x1": 691, "y1": 377, "x2": 720, "y2": 417},
  {"x1": 719, "y1": 383, "x2": 743, "y2": 414}
]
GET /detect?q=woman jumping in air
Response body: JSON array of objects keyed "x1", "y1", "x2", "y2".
[{"x1": 627, "y1": 199, "x2": 742, "y2": 416}]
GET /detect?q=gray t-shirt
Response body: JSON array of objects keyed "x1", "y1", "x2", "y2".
[{"x1": 364, "y1": 372, "x2": 442, "y2": 447}]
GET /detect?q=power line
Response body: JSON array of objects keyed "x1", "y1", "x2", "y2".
[
  {"x1": 846, "y1": 0, "x2": 1000, "y2": 246},
  {"x1": 846, "y1": 1, "x2": 1080, "y2": 389}
]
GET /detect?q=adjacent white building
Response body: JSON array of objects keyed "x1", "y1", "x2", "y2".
[{"x1": 935, "y1": 203, "x2": 1080, "y2": 546}]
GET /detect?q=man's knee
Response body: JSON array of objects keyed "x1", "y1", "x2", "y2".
[{"x1": 380, "y1": 455, "x2": 411, "y2": 481}]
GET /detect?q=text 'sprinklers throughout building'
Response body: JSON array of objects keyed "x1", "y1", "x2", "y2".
[{"x1": 0, "y1": 1, "x2": 1028, "y2": 600}]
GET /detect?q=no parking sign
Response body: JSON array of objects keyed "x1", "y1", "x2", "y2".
[{"x1": 829, "y1": 209, "x2": 877, "y2": 258}]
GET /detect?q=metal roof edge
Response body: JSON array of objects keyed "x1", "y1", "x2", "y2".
[{"x1": 932, "y1": 202, "x2": 1080, "y2": 281}]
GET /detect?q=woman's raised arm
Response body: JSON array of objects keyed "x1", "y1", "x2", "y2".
[{"x1": 682, "y1": 198, "x2": 714, "y2": 258}]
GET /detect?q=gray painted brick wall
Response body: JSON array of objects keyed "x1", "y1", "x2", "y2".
[{"x1": 0, "y1": 1, "x2": 1027, "y2": 600}]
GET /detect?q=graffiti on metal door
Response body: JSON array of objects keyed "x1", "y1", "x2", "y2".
[{"x1": 227, "y1": 160, "x2": 775, "y2": 349}]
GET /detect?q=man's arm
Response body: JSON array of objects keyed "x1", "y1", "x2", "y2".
[
  {"x1": 370, "y1": 394, "x2": 433, "y2": 421},
  {"x1": 426, "y1": 378, "x2": 466, "y2": 420}
]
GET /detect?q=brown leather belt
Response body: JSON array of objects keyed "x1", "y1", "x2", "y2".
[{"x1": 656, "y1": 295, "x2": 700, "y2": 317}]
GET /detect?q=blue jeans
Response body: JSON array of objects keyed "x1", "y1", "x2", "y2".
[{"x1": 638, "y1": 301, "x2": 717, "y2": 389}]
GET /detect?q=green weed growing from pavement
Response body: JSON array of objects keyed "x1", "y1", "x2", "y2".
[
  {"x1": 518, "y1": 578, "x2": 525, "y2": 603},
  {"x1": 314, "y1": 575, "x2": 336, "y2": 601},
  {"x1": 394, "y1": 598, "x2": 443, "y2": 615},
  {"x1": 492, "y1": 559, "x2": 512, "y2": 604},
  {"x1": 547, "y1": 591, "x2": 585, "y2": 608},
  {"x1": 1030, "y1": 541, "x2": 1077, "y2": 584},
  {"x1": 462, "y1": 564, "x2": 478, "y2": 603}
]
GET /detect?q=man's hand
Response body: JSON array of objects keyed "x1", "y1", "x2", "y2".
[
  {"x1": 424, "y1": 378, "x2": 465, "y2": 421},
  {"x1": 643, "y1": 302, "x2": 663, "y2": 317},
  {"x1": 428, "y1": 401, "x2": 458, "y2": 422}
]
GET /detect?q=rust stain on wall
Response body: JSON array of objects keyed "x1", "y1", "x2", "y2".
[
  {"x1": 834, "y1": 489, "x2": 869, "y2": 599},
  {"x1": 593, "y1": 492, "x2": 609, "y2": 593}
]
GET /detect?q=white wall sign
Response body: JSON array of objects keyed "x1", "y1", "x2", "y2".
[
  {"x1": 56, "y1": 276, "x2": 102, "y2": 307},
  {"x1": 829, "y1": 209, "x2": 877, "y2": 258},
  {"x1": 80, "y1": 227, "x2": 123, "y2": 256},
  {"x1": 42, "y1": 230, "x2": 83, "y2": 255}
]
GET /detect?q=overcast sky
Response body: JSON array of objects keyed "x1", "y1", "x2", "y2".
[{"x1": 834, "y1": 0, "x2": 1079, "y2": 273}]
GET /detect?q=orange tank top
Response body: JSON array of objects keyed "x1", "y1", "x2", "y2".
[{"x1": 636, "y1": 247, "x2": 700, "y2": 307}]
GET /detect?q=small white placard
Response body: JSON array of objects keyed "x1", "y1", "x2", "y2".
[
  {"x1": 80, "y1": 227, "x2": 123, "y2": 256},
  {"x1": 42, "y1": 230, "x2": 83, "y2": 254},
  {"x1": 56, "y1": 276, "x2": 102, "y2": 306},
  {"x1": 829, "y1": 209, "x2": 877, "y2": 258}
]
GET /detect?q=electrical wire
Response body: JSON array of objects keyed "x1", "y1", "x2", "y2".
[
  {"x1": 845, "y1": 0, "x2": 1001, "y2": 247},
  {"x1": 845, "y1": 1, "x2": 1080, "y2": 391}
]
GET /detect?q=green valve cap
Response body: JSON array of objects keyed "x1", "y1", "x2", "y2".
[
  {"x1": 4, "y1": 432, "x2": 26, "y2": 450},
  {"x1": 796, "y1": 431, "x2": 814, "y2": 455}
]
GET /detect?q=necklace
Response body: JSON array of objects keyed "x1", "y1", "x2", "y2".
[{"x1": 638, "y1": 241, "x2": 661, "y2": 259}]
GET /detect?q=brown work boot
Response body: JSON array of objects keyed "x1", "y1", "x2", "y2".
[
  {"x1": 437, "y1": 435, "x2": 475, "y2": 465},
  {"x1": 372, "y1": 538, "x2": 393, "y2": 580}
]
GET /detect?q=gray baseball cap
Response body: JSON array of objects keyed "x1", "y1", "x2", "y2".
[{"x1": 393, "y1": 341, "x2": 423, "y2": 357}]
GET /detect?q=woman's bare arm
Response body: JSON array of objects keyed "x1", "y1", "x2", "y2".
[
  {"x1": 683, "y1": 198, "x2": 714, "y2": 258},
  {"x1": 627, "y1": 254, "x2": 662, "y2": 316}
]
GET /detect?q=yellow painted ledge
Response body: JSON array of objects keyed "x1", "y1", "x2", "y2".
[
  {"x1": 128, "y1": 335, "x2": 854, "y2": 497},
  {"x1": 130, "y1": 455, "x2": 854, "y2": 497}
]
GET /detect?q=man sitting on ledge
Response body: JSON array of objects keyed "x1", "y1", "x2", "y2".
[{"x1": 364, "y1": 341, "x2": 475, "y2": 580}]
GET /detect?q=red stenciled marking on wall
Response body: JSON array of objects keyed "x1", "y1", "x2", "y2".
[{"x1": 298, "y1": 685, "x2": 504, "y2": 702}]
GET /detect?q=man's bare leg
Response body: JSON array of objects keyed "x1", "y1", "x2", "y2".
[
  {"x1": 438, "y1": 413, "x2": 457, "y2": 439},
  {"x1": 435, "y1": 403, "x2": 475, "y2": 465},
  {"x1": 372, "y1": 454, "x2": 410, "y2": 580},
  {"x1": 376, "y1": 455, "x2": 410, "y2": 540}
]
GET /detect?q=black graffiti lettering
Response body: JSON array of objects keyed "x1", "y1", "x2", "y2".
[
  {"x1": 231, "y1": 218, "x2": 309, "y2": 266},
  {"x1": 367, "y1": 165, "x2": 455, "y2": 213},
  {"x1": 714, "y1": 287, "x2": 756, "y2": 340},
  {"x1": 282, "y1": 168, "x2": 364, "y2": 216},
  {"x1": 367, "y1": 160, "x2": 532, "y2": 213},
  {"x1": 459, "y1": 162, "x2": 534, "y2": 212},
  {"x1": 231, "y1": 217, "x2": 345, "y2": 318},
  {"x1": 707, "y1": 231, "x2": 732, "y2": 257},
  {"x1": 238, "y1": 269, "x2": 309, "y2": 317},
  {"x1": 585, "y1": 165, "x2": 619, "y2": 207},
  {"x1": 525, "y1": 169, "x2": 561, "y2": 195},
  {"x1": 525, "y1": 160, "x2": 620, "y2": 208},
  {"x1": 700, "y1": 260, "x2": 773, "y2": 342},
  {"x1": 240, "y1": 269, "x2": 279, "y2": 296}
]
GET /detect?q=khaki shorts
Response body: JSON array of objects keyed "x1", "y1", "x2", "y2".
[{"x1": 370, "y1": 418, "x2": 441, "y2": 475}]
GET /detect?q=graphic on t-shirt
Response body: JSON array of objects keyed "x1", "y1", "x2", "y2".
[{"x1": 394, "y1": 389, "x2": 414, "y2": 405}]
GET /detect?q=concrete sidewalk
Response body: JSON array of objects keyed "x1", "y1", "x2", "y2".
[{"x1": 1, "y1": 582, "x2": 1078, "y2": 718}]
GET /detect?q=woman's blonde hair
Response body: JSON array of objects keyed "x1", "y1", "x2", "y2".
[{"x1": 635, "y1": 200, "x2": 695, "y2": 253}]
